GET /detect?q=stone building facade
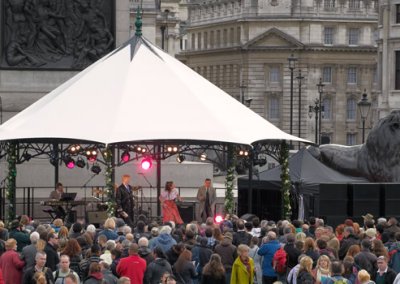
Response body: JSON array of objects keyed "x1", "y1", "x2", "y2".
[
  {"x1": 178, "y1": 0, "x2": 379, "y2": 145},
  {"x1": 377, "y1": 0, "x2": 400, "y2": 117}
]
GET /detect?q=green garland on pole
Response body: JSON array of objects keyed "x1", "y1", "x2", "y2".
[
  {"x1": 6, "y1": 143, "x2": 17, "y2": 223},
  {"x1": 224, "y1": 146, "x2": 236, "y2": 215},
  {"x1": 104, "y1": 147, "x2": 115, "y2": 217},
  {"x1": 279, "y1": 141, "x2": 291, "y2": 220}
]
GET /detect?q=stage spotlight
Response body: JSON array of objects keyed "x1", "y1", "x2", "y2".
[
  {"x1": 214, "y1": 215, "x2": 224, "y2": 224},
  {"x1": 238, "y1": 149, "x2": 249, "y2": 156},
  {"x1": 85, "y1": 148, "x2": 97, "y2": 162},
  {"x1": 167, "y1": 145, "x2": 178, "y2": 153},
  {"x1": 121, "y1": 151, "x2": 130, "y2": 163},
  {"x1": 68, "y1": 144, "x2": 81, "y2": 154},
  {"x1": 23, "y1": 152, "x2": 32, "y2": 161},
  {"x1": 141, "y1": 157, "x2": 153, "y2": 171},
  {"x1": 91, "y1": 163, "x2": 101, "y2": 174},
  {"x1": 64, "y1": 156, "x2": 75, "y2": 169},
  {"x1": 176, "y1": 154, "x2": 186, "y2": 163},
  {"x1": 76, "y1": 157, "x2": 86, "y2": 168},
  {"x1": 200, "y1": 153, "x2": 207, "y2": 161}
]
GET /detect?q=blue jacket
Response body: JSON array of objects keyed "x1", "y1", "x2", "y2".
[
  {"x1": 98, "y1": 229, "x2": 119, "y2": 241},
  {"x1": 149, "y1": 233, "x2": 177, "y2": 253},
  {"x1": 258, "y1": 240, "x2": 280, "y2": 277}
]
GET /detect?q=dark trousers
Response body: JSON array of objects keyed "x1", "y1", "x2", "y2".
[{"x1": 262, "y1": 275, "x2": 277, "y2": 284}]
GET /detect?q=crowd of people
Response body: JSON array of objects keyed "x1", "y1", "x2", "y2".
[{"x1": 0, "y1": 212, "x2": 400, "y2": 284}]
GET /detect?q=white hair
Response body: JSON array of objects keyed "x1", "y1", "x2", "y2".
[
  {"x1": 30, "y1": 232, "x2": 40, "y2": 244},
  {"x1": 123, "y1": 225, "x2": 132, "y2": 235},
  {"x1": 281, "y1": 220, "x2": 290, "y2": 227},
  {"x1": 378, "y1": 217, "x2": 387, "y2": 224},
  {"x1": 138, "y1": 237, "x2": 149, "y2": 247},
  {"x1": 86, "y1": 224, "x2": 96, "y2": 233},
  {"x1": 160, "y1": 226, "x2": 172, "y2": 235}
]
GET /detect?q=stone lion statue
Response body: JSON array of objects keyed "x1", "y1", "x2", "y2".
[{"x1": 309, "y1": 110, "x2": 400, "y2": 182}]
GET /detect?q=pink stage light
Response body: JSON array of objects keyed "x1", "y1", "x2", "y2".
[
  {"x1": 215, "y1": 215, "x2": 224, "y2": 224},
  {"x1": 141, "y1": 158, "x2": 152, "y2": 170}
]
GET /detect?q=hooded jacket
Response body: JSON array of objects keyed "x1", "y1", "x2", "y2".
[
  {"x1": 149, "y1": 233, "x2": 177, "y2": 253},
  {"x1": 214, "y1": 238, "x2": 237, "y2": 272},
  {"x1": 138, "y1": 246, "x2": 155, "y2": 266},
  {"x1": 83, "y1": 271, "x2": 103, "y2": 284},
  {"x1": 144, "y1": 258, "x2": 172, "y2": 284}
]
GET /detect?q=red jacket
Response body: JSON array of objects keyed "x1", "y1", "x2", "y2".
[
  {"x1": 0, "y1": 250, "x2": 25, "y2": 284},
  {"x1": 116, "y1": 254, "x2": 146, "y2": 284},
  {"x1": 0, "y1": 268, "x2": 4, "y2": 284}
]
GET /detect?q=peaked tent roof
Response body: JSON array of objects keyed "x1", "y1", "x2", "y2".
[
  {"x1": 0, "y1": 36, "x2": 310, "y2": 146},
  {"x1": 238, "y1": 148, "x2": 368, "y2": 193}
]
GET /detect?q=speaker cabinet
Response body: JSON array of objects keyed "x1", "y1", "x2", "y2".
[
  {"x1": 319, "y1": 184, "x2": 349, "y2": 216},
  {"x1": 385, "y1": 184, "x2": 400, "y2": 217},
  {"x1": 351, "y1": 184, "x2": 380, "y2": 217},
  {"x1": 178, "y1": 202, "x2": 195, "y2": 223},
  {"x1": 87, "y1": 211, "x2": 108, "y2": 227}
]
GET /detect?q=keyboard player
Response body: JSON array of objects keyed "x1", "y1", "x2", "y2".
[{"x1": 48, "y1": 182, "x2": 66, "y2": 219}]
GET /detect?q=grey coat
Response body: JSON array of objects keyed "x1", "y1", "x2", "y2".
[{"x1": 196, "y1": 186, "x2": 216, "y2": 222}]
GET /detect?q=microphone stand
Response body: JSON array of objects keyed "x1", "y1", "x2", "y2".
[{"x1": 138, "y1": 173, "x2": 153, "y2": 220}]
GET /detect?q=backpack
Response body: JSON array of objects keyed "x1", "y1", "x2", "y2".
[
  {"x1": 389, "y1": 246, "x2": 400, "y2": 273},
  {"x1": 272, "y1": 247, "x2": 287, "y2": 274},
  {"x1": 330, "y1": 276, "x2": 349, "y2": 284}
]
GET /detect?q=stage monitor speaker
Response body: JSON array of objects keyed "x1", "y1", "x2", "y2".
[
  {"x1": 240, "y1": 213, "x2": 256, "y2": 222},
  {"x1": 385, "y1": 184, "x2": 400, "y2": 216},
  {"x1": 179, "y1": 203, "x2": 195, "y2": 223},
  {"x1": 66, "y1": 210, "x2": 77, "y2": 225},
  {"x1": 237, "y1": 187, "x2": 249, "y2": 217},
  {"x1": 351, "y1": 184, "x2": 381, "y2": 217},
  {"x1": 87, "y1": 211, "x2": 108, "y2": 227},
  {"x1": 319, "y1": 184, "x2": 348, "y2": 216}
]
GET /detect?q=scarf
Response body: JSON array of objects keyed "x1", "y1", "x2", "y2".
[
  {"x1": 240, "y1": 256, "x2": 251, "y2": 275},
  {"x1": 317, "y1": 267, "x2": 330, "y2": 281}
]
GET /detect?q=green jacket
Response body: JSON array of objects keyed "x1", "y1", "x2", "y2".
[{"x1": 231, "y1": 257, "x2": 254, "y2": 284}]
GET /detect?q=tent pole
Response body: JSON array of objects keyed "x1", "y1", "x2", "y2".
[
  {"x1": 156, "y1": 144, "x2": 161, "y2": 217},
  {"x1": 247, "y1": 155, "x2": 253, "y2": 214},
  {"x1": 53, "y1": 143, "x2": 59, "y2": 186}
]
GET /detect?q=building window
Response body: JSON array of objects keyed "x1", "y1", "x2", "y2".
[
  {"x1": 322, "y1": 67, "x2": 332, "y2": 83},
  {"x1": 237, "y1": 27, "x2": 241, "y2": 44},
  {"x1": 348, "y1": 0, "x2": 360, "y2": 10},
  {"x1": 396, "y1": 4, "x2": 400, "y2": 23},
  {"x1": 373, "y1": 67, "x2": 377, "y2": 84},
  {"x1": 324, "y1": 27, "x2": 334, "y2": 45},
  {"x1": 269, "y1": 97, "x2": 280, "y2": 119},
  {"x1": 347, "y1": 98, "x2": 357, "y2": 120},
  {"x1": 269, "y1": 66, "x2": 280, "y2": 83},
  {"x1": 347, "y1": 67, "x2": 357, "y2": 84},
  {"x1": 197, "y1": 33, "x2": 201, "y2": 49},
  {"x1": 346, "y1": 133, "x2": 357, "y2": 146},
  {"x1": 396, "y1": 51, "x2": 400, "y2": 90},
  {"x1": 204, "y1": 32, "x2": 208, "y2": 49},
  {"x1": 348, "y1": 28, "x2": 360, "y2": 45},
  {"x1": 210, "y1": 31, "x2": 215, "y2": 48},
  {"x1": 322, "y1": 98, "x2": 331, "y2": 120},
  {"x1": 324, "y1": 0, "x2": 335, "y2": 9},
  {"x1": 216, "y1": 30, "x2": 221, "y2": 47},
  {"x1": 191, "y1": 34, "x2": 195, "y2": 50}
]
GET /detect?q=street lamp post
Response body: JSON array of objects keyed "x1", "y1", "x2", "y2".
[
  {"x1": 296, "y1": 69, "x2": 304, "y2": 146},
  {"x1": 357, "y1": 90, "x2": 372, "y2": 143},
  {"x1": 309, "y1": 99, "x2": 324, "y2": 144},
  {"x1": 287, "y1": 54, "x2": 297, "y2": 139},
  {"x1": 316, "y1": 78, "x2": 325, "y2": 144}
]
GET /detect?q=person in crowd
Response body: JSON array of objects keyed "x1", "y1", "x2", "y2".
[
  {"x1": 342, "y1": 256, "x2": 358, "y2": 283},
  {"x1": 230, "y1": 244, "x2": 254, "y2": 284},
  {"x1": 346, "y1": 244, "x2": 361, "y2": 258},
  {"x1": 70, "y1": 223, "x2": 83, "y2": 239},
  {"x1": 22, "y1": 251, "x2": 55, "y2": 284},
  {"x1": 49, "y1": 182, "x2": 64, "y2": 200},
  {"x1": 99, "y1": 218, "x2": 119, "y2": 241},
  {"x1": 214, "y1": 232, "x2": 237, "y2": 284},
  {"x1": 21, "y1": 231, "x2": 40, "y2": 272},
  {"x1": 116, "y1": 174, "x2": 135, "y2": 228},
  {"x1": 159, "y1": 181, "x2": 184, "y2": 225},
  {"x1": 83, "y1": 262, "x2": 103, "y2": 284},
  {"x1": 117, "y1": 243, "x2": 146, "y2": 284},
  {"x1": 165, "y1": 243, "x2": 185, "y2": 267},
  {"x1": 53, "y1": 255, "x2": 80, "y2": 284},
  {"x1": 149, "y1": 226, "x2": 177, "y2": 254},
  {"x1": 144, "y1": 246, "x2": 172, "y2": 284},
  {"x1": 192, "y1": 237, "x2": 213, "y2": 281},
  {"x1": 0, "y1": 238, "x2": 25, "y2": 284},
  {"x1": 233, "y1": 219, "x2": 252, "y2": 247},
  {"x1": 117, "y1": 277, "x2": 131, "y2": 284},
  {"x1": 201, "y1": 254, "x2": 226, "y2": 284},
  {"x1": 258, "y1": 231, "x2": 281, "y2": 284},
  {"x1": 65, "y1": 273, "x2": 80, "y2": 284},
  {"x1": 312, "y1": 254, "x2": 331, "y2": 284},
  {"x1": 372, "y1": 255, "x2": 397, "y2": 284},
  {"x1": 372, "y1": 239, "x2": 389, "y2": 259},
  {"x1": 137, "y1": 237, "x2": 154, "y2": 266},
  {"x1": 0, "y1": 221, "x2": 9, "y2": 241},
  {"x1": 61, "y1": 238, "x2": 83, "y2": 273},
  {"x1": 79, "y1": 244, "x2": 101, "y2": 280},
  {"x1": 354, "y1": 239, "x2": 377, "y2": 276},
  {"x1": 9, "y1": 220, "x2": 30, "y2": 252},
  {"x1": 44, "y1": 232, "x2": 60, "y2": 272},
  {"x1": 358, "y1": 269, "x2": 375, "y2": 284},
  {"x1": 183, "y1": 230, "x2": 197, "y2": 251},
  {"x1": 325, "y1": 261, "x2": 350, "y2": 284},
  {"x1": 99, "y1": 261, "x2": 118, "y2": 284},
  {"x1": 249, "y1": 236, "x2": 262, "y2": 284},
  {"x1": 284, "y1": 233, "x2": 301, "y2": 270},
  {"x1": 339, "y1": 227, "x2": 360, "y2": 260},
  {"x1": 172, "y1": 249, "x2": 197, "y2": 284},
  {"x1": 296, "y1": 255, "x2": 314, "y2": 284},
  {"x1": 196, "y1": 178, "x2": 217, "y2": 223},
  {"x1": 304, "y1": 237, "x2": 320, "y2": 267}
]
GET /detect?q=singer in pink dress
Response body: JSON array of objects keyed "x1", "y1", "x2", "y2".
[{"x1": 159, "y1": 181, "x2": 184, "y2": 225}]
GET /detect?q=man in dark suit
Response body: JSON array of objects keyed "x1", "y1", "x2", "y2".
[{"x1": 116, "y1": 174, "x2": 135, "y2": 228}]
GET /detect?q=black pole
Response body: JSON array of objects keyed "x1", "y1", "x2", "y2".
[
  {"x1": 362, "y1": 119, "x2": 366, "y2": 143},
  {"x1": 290, "y1": 68, "x2": 294, "y2": 136},
  {"x1": 297, "y1": 70, "x2": 303, "y2": 148},
  {"x1": 247, "y1": 153, "x2": 253, "y2": 214},
  {"x1": 53, "y1": 143, "x2": 59, "y2": 186},
  {"x1": 161, "y1": 26, "x2": 165, "y2": 50},
  {"x1": 156, "y1": 144, "x2": 162, "y2": 217},
  {"x1": 318, "y1": 93, "x2": 322, "y2": 145},
  {"x1": 315, "y1": 106, "x2": 318, "y2": 144}
]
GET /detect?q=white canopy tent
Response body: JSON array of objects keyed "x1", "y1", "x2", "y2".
[{"x1": 0, "y1": 36, "x2": 309, "y2": 146}]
